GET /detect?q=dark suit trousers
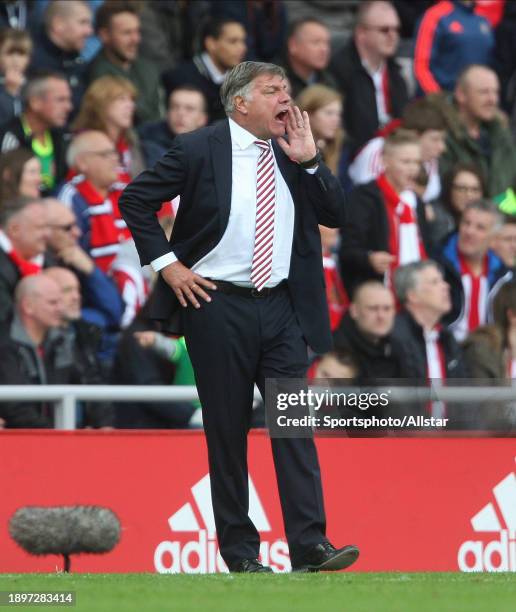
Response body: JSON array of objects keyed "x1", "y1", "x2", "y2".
[{"x1": 182, "y1": 284, "x2": 327, "y2": 566}]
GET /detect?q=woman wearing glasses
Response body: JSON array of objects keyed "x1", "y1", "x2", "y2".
[{"x1": 427, "y1": 161, "x2": 486, "y2": 247}]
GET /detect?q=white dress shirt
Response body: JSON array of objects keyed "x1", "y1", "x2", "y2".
[
  {"x1": 151, "y1": 119, "x2": 316, "y2": 287},
  {"x1": 361, "y1": 60, "x2": 390, "y2": 127}
]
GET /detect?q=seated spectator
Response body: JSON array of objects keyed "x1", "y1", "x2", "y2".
[
  {"x1": 414, "y1": 0, "x2": 494, "y2": 95},
  {"x1": 0, "y1": 71, "x2": 72, "y2": 194},
  {"x1": 333, "y1": 280, "x2": 401, "y2": 382},
  {"x1": 137, "y1": 85, "x2": 208, "y2": 168},
  {"x1": 210, "y1": 0, "x2": 287, "y2": 63},
  {"x1": 461, "y1": 279, "x2": 516, "y2": 431},
  {"x1": 0, "y1": 147, "x2": 42, "y2": 199},
  {"x1": 30, "y1": 0, "x2": 92, "y2": 115},
  {"x1": 58, "y1": 131, "x2": 148, "y2": 326},
  {"x1": 0, "y1": 196, "x2": 48, "y2": 330},
  {"x1": 44, "y1": 266, "x2": 114, "y2": 427},
  {"x1": 283, "y1": 18, "x2": 336, "y2": 99},
  {"x1": 43, "y1": 197, "x2": 123, "y2": 359},
  {"x1": 72, "y1": 75, "x2": 145, "y2": 237},
  {"x1": 0, "y1": 274, "x2": 62, "y2": 428},
  {"x1": 330, "y1": 0, "x2": 408, "y2": 155},
  {"x1": 339, "y1": 129, "x2": 430, "y2": 294},
  {"x1": 111, "y1": 297, "x2": 199, "y2": 429},
  {"x1": 491, "y1": 215, "x2": 516, "y2": 272},
  {"x1": 349, "y1": 95, "x2": 448, "y2": 202},
  {"x1": 319, "y1": 225, "x2": 348, "y2": 331},
  {"x1": 439, "y1": 64, "x2": 516, "y2": 197},
  {"x1": 58, "y1": 130, "x2": 121, "y2": 270},
  {"x1": 311, "y1": 350, "x2": 358, "y2": 380},
  {"x1": 427, "y1": 161, "x2": 486, "y2": 248},
  {"x1": 88, "y1": 0, "x2": 161, "y2": 124},
  {"x1": 463, "y1": 279, "x2": 516, "y2": 379},
  {"x1": 161, "y1": 17, "x2": 247, "y2": 124},
  {"x1": 439, "y1": 199, "x2": 510, "y2": 341},
  {"x1": 296, "y1": 84, "x2": 347, "y2": 186},
  {"x1": 0, "y1": 28, "x2": 32, "y2": 125},
  {"x1": 392, "y1": 260, "x2": 468, "y2": 419}
]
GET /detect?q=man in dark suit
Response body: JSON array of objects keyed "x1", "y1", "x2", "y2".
[{"x1": 119, "y1": 61, "x2": 359, "y2": 573}]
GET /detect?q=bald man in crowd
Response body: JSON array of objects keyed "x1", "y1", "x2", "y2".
[
  {"x1": 0, "y1": 196, "x2": 49, "y2": 330},
  {"x1": 44, "y1": 266, "x2": 115, "y2": 427},
  {"x1": 0, "y1": 274, "x2": 63, "y2": 428}
]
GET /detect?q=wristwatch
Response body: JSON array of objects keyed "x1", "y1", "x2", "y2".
[{"x1": 299, "y1": 150, "x2": 322, "y2": 169}]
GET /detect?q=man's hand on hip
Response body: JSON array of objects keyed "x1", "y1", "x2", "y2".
[{"x1": 161, "y1": 261, "x2": 217, "y2": 309}]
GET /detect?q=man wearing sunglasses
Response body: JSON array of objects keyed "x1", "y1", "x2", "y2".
[{"x1": 330, "y1": 0, "x2": 408, "y2": 155}]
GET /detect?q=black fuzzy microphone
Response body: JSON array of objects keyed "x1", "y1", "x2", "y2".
[{"x1": 9, "y1": 506, "x2": 121, "y2": 572}]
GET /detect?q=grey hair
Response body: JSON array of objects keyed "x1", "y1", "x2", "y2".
[
  {"x1": 0, "y1": 196, "x2": 39, "y2": 228},
  {"x1": 394, "y1": 260, "x2": 441, "y2": 305},
  {"x1": 220, "y1": 61, "x2": 286, "y2": 114},
  {"x1": 462, "y1": 198, "x2": 503, "y2": 233}
]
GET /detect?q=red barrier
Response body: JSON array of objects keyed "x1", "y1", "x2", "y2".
[{"x1": 0, "y1": 431, "x2": 515, "y2": 573}]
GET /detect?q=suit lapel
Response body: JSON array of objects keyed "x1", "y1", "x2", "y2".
[
  {"x1": 272, "y1": 141, "x2": 298, "y2": 202},
  {"x1": 209, "y1": 120, "x2": 232, "y2": 231}
]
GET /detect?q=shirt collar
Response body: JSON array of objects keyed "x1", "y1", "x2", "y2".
[
  {"x1": 361, "y1": 58, "x2": 385, "y2": 77},
  {"x1": 201, "y1": 52, "x2": 227, "y2": 85},
  {"x1": 229, "y1": 117, "x2": 271, "y2": 151}
]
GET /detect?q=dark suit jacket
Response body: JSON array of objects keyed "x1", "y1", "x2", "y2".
[
  {"x1": 338, "y1": 180, "x2": 432, "y2": 295},
  {"x1": 330, "y1": 39, "x2": 409, "y2": 156},
  {"x1": 119, "y1": 119, "x2": 347, "y2": 353}
]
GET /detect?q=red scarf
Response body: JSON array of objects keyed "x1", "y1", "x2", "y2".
[
  {"x1": 75, "y1": 178, "x2": 122, "y2": 272},
  {"x1": 424, "y1": 325, "x2": 447, "y2": 418},
  {"x1": 0, "y1": 231, "x2": 42, "y2": 276},
  {"x1": 323, "y1": 254, "x2": 349, "y2": 331},
  {"x1": 381, "y1": 65, "x2": 392, "y2": 115},
  {"x1": 109, "y1": 136, "x2": 133, "y2": 241},
  {"x1": 458, "y1": 251, "x2": 489, "y2": 333},
  {"x1": 376, "y1": 173, "x2": 427, "y2": 280}
]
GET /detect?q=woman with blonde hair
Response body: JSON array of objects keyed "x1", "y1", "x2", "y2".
[
  {"x1": 73, "y1": 75, "x2": 145, "y2": 179},
  {"x1": 296, "y1": 84, "x2": 346, "y2": 183},
  {"x1": 72, "y1": 75, "x2": 146, "y2": 238}
]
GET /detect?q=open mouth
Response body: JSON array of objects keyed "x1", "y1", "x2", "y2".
[{"x1": 275, "y1": 110, "x2": 288, "y2": 124}]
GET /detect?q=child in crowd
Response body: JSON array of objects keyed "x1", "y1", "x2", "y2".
[
  {"x1": 348, "y1": 96, "x2": 448, "y2": 202},
  {"x1": 339, "y1": 129, "x2": 429, "y2": 294},
  {"x1": 0, "y1": 28, "x2": 32, "y2": 125}
]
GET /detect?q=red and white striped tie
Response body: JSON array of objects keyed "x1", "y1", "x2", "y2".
[{"x1": 251, "y1": 140, "x2": 275, "y2": 291}]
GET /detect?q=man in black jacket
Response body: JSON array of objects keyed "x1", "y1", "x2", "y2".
[
  {"x1": 44, "y1": 266, "x2": 114, "y2": 428},
  {"x1": 161, "y1": 17, "x2": 247, "y2": 124},
  {"x1": 392, "y1": 260, "x2": 468, "y2": 425},
  {"x1": 0, "y1": 274, "x2": 70, "y2": 428},
  {"x1": 120, "y1": 61, "x2": 357, "y2": 574},
  {"x1": 334, "y1": 280, "x2": 401, "y2": 382},
  {"x1": 29, "y1": 0, "x2": 92, "y2": 114},
  {"x1": 284, "y1": 18, "x2": 337, "y2": 99},
  {"x1": 0, "y1": 196, "x2": 49, "y2": 332},
  {"x1": 330, "y1": 0, "x2": 408, "y2": 155}
]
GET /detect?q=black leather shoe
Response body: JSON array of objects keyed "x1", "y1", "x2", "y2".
[
  {"x1": 292, "y1": 542, "x2": 360, "y2": 572},
  {"x1": 229, "y1": 558, "x2": 274, "y2": 573}
]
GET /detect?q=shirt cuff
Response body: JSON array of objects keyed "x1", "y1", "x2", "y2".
[
  {"x1": 305, "y1": 166, "x2": 318, "y2": 174},
  {"x1": 151, "y1": 251, "x2": 178, "y2": 271}
]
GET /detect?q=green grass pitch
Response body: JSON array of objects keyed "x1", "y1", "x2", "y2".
[{"x1": 1, "y1": 573, "x2": 515, "y2": 612}]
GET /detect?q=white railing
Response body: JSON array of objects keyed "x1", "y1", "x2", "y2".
[{"x1": 1, "y1": 384, "x2": 516, "y2": 430}]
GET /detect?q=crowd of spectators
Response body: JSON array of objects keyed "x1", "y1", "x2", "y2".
[{"x1": 0, "y1": 0, "x2": 515, "y2": 434}]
